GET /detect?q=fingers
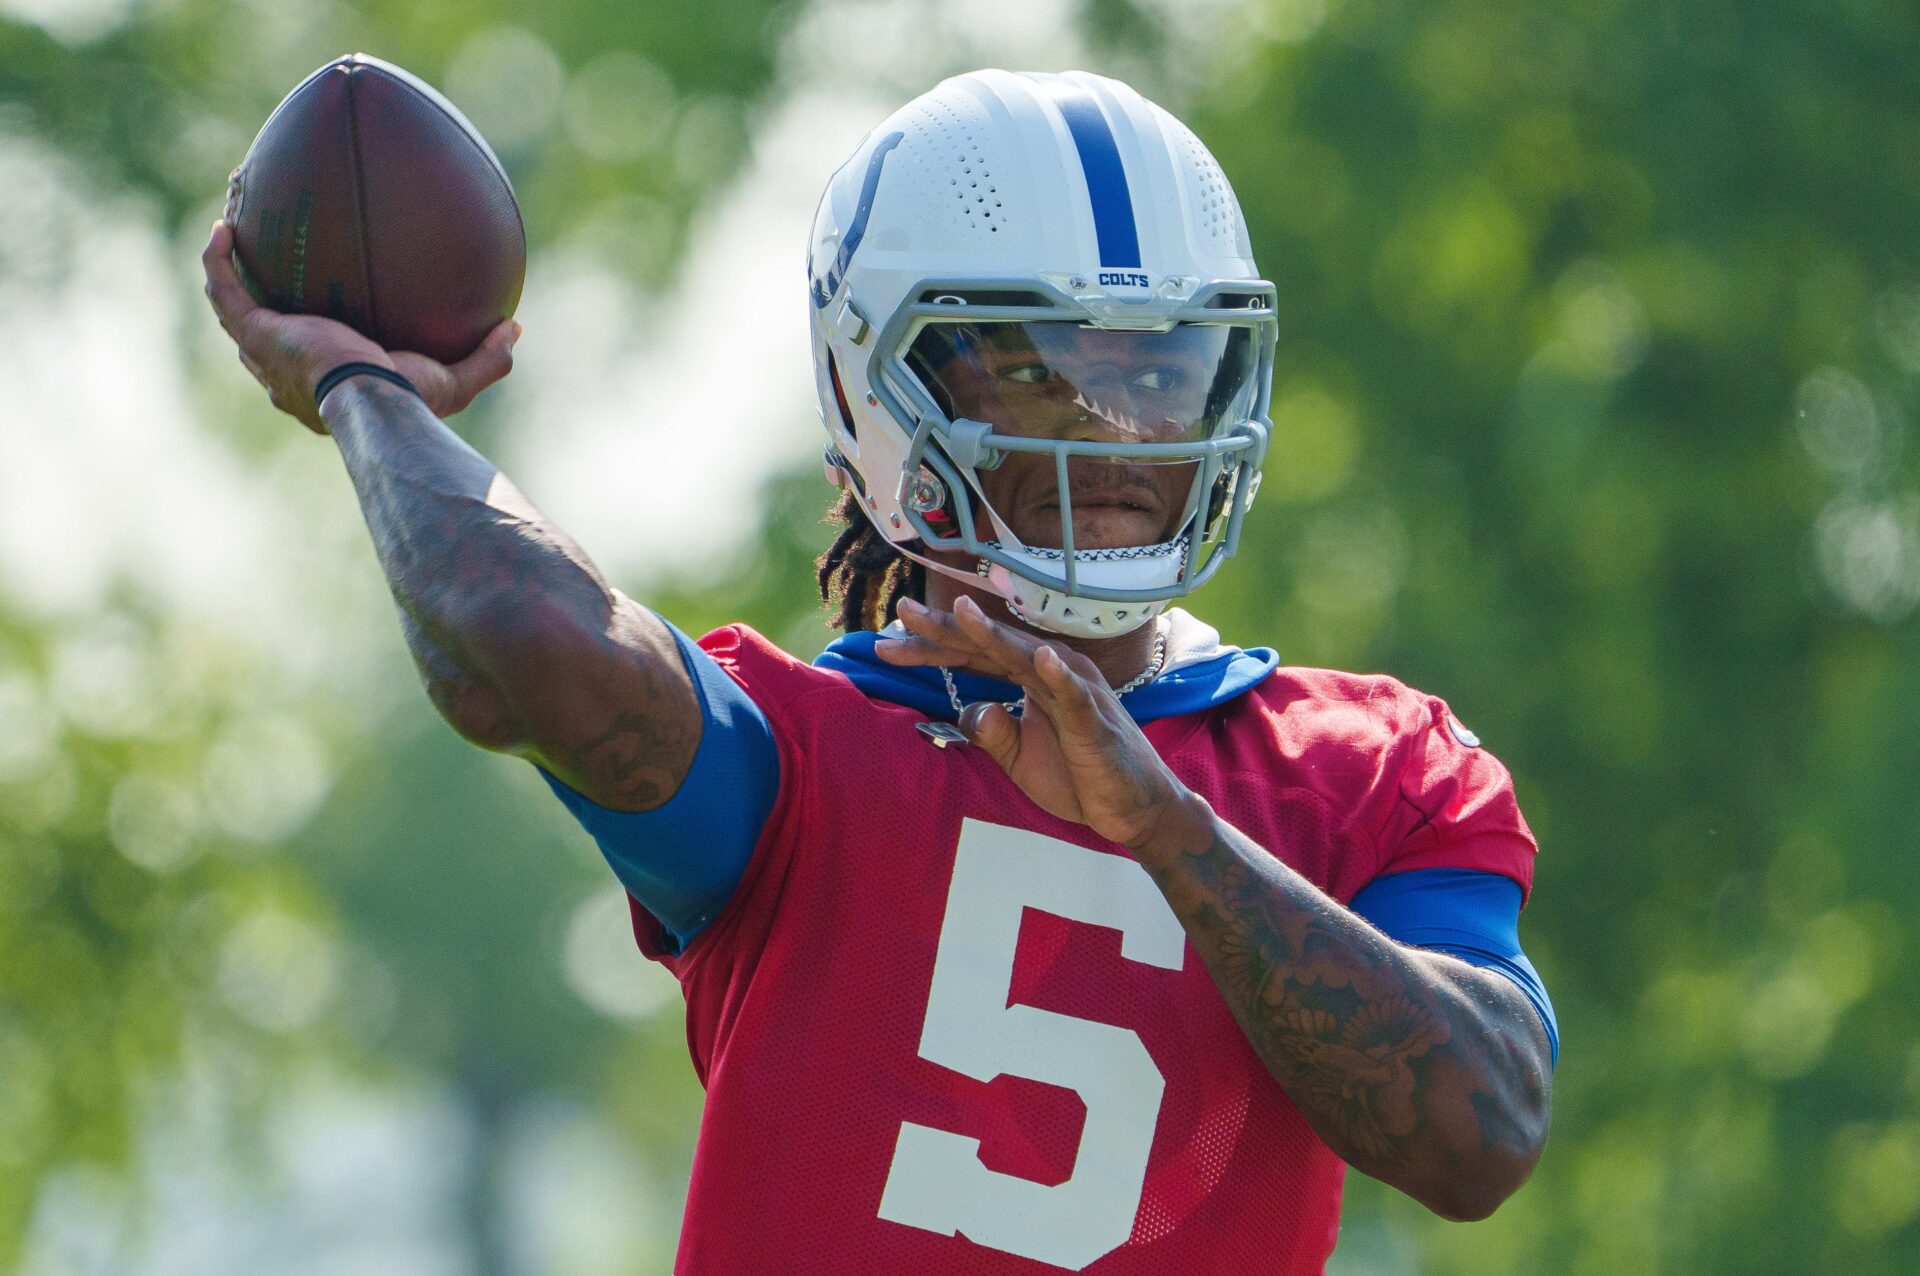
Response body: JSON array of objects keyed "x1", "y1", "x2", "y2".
[
  {"x1": 889, "y1": 596, "x2": 1123, "y2": 742},
  {"x1": 896, "y1": 596, "x2": 971, "y2": 648},
  {"x1": 448, "y1": 319, "x2": 520, "y2": 403},
  {"x1": 391, "y1": 319, "x2": 519, "y2": 418},
  {"x1": 201, "y1": 220, "x2": 264, "y2": 337},
  {"x1": 950, "y1": 595, "x2": 1105, "y2": 710},
  {"x1": 899, "y1": 594, "x2": 1057, "y2": 687},
  {"x1": 893, "y1": 596, "x2": 1099, "y2": 713},
  {"x1": 893, "y1": 598, "x2": 1014, "y2": 677},
  {"x1": 236, "y1": 346, "x2": 267, "y2": 386},
  {"x1": 871, "y1": 634, "x2": 960, "y2": 667},
  {"x1": 952, "y1": 594, "x2": 1121, "y2": 690},
  {"x1": 951, "y1": 594, "x2": 1052, "y2": 670},
  {"x1": 879, "y1": 599, "x2": 996, "y2": 667},
  {"x1": 958, "y1": 701, "x2": 1021, "y2": 771},
  {"x1": 1034, "y1": 643, "x2": 1108, "y2": 733}
]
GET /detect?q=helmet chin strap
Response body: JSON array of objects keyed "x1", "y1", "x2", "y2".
[
  {"x1": 1002, "y1": 592, "x2": 1166, "y2": 639},
  {"x1": 887, "y1": 536, "x2": 1171, "y2": 639},
  {"x1": 985, "y1": 551, "x2": 1174, "y2": 639}
]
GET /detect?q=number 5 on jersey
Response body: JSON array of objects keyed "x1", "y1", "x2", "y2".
[{"x1": 877, "y1": 819, "x2": 1188, "y2": 1270}]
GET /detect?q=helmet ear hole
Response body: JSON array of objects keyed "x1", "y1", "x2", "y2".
[
  {"x1": 824, "y1": 354, "x2": 870, "y2": 499},
  {"x1": 827, "y1": 352, "x2": 857, "y2": 435}
]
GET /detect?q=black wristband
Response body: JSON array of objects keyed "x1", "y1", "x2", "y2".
[{"x1": 313, "y1": 361, "x2": 420, "y2": 408}]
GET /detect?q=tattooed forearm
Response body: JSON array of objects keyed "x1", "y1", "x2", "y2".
[
  {"x1": 323, "y1": 380, "x2": 702, "y2": 809},
  {"x1": 325, "y1": 380, "x2": 605, "y2": 634},
  {"x1": 396, "y1": 609, "x2": 516, "y2": 749},
  {"x1": 1137, "y1": 800, "x2": 1552, "y2": 1220}
]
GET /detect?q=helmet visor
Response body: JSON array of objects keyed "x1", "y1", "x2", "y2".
[{"x1": 906, "y1": 320, "x2": 1260, "y2": 455}]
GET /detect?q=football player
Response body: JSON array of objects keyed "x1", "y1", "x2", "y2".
[{"x1": 204, "y1": 69, "x2": 1556, "y2": 1275}]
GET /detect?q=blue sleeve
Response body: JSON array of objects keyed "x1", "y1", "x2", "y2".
[
  {"x1": 535, "y1": 620, "x2": 778, "y2": 955},
  {"x1": 1349, "y1": 867, "x2": 1559, "y2": 1066}
]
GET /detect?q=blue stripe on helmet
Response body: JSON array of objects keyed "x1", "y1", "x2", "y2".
[
  {"x1": 811, "y1": 131, "x2": 904, "y2": 309},
  {"x1": 1047, "y1": 85, "x2": 1142, "y2": 270}
]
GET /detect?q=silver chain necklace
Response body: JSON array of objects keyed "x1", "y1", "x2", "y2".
[{"x1": 926, "y1": 624, "x2": 1168, "y2": 741}]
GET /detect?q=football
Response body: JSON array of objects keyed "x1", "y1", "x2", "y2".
[{"x1": 225, "y1": 52, "x2": 525, "y2": 364}]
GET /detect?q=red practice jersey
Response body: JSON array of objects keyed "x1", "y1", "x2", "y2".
[{"x1": 632, "y1": 626, "x2": 1537, "y2": 1274}]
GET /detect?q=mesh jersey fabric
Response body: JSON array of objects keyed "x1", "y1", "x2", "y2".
[{"x1": 638, "y1": 625, "x2": 1538, "y2": 1275}]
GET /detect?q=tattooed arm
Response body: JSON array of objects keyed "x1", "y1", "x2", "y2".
[
  {"x1": 324, "y1": 382, "x2": 700, "y2": 808},
  {"x1": 875, "y1": 596, "x2": 1552, "y2": 1220},
  {"x1": 1130, "y1": 796, "x2": 1552, "y2": 1220},
  {"x1": 202, "y1": 221, "x2": 699, "y2": 810}
]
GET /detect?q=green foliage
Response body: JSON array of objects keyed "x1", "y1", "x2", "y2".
[{"x1": 0, "y1": 605, "x2": 346, "y2": 1260}]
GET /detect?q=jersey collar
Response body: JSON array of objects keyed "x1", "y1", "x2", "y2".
[{"x1": 812, "y1": 607, "x2": 1277, "y2": 723}]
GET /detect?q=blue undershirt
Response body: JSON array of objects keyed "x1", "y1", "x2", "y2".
[{"x1": 537, "y1": 621, "x2": 1558, "y2": 1064}]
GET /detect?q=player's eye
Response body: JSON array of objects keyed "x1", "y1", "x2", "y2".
[
  {"x1": 1131, "y1": 366, "x2": 1184, "y2": 393},
  {"x1": 1000, "y1": 362, "x2": 1054, "y2": 385}
]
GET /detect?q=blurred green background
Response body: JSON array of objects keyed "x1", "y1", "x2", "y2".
[{"x1": 2, "y1": 0, "x2": 1917, "y2": 1272}]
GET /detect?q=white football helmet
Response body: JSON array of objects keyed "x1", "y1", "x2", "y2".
[{"x1": 808, "y1": 69, "x2": 1276, "y2": 638}]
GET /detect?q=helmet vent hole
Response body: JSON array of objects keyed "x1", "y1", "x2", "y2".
[{"x1": 905, "y1": 91, "x2": 1014, "y2": 238}]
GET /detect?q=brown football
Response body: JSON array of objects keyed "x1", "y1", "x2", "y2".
[{"x1": 226, "y1": 52, "x2": 525, "y2": 364}]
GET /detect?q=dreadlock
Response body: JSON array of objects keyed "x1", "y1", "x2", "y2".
[{"x1": 816, "y1": 489, "x2": 928, "y2": 632}]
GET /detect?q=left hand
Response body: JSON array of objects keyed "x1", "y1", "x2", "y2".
[{"x1": 875, "y1": 595, "x2": 1210, "y2": 851}]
